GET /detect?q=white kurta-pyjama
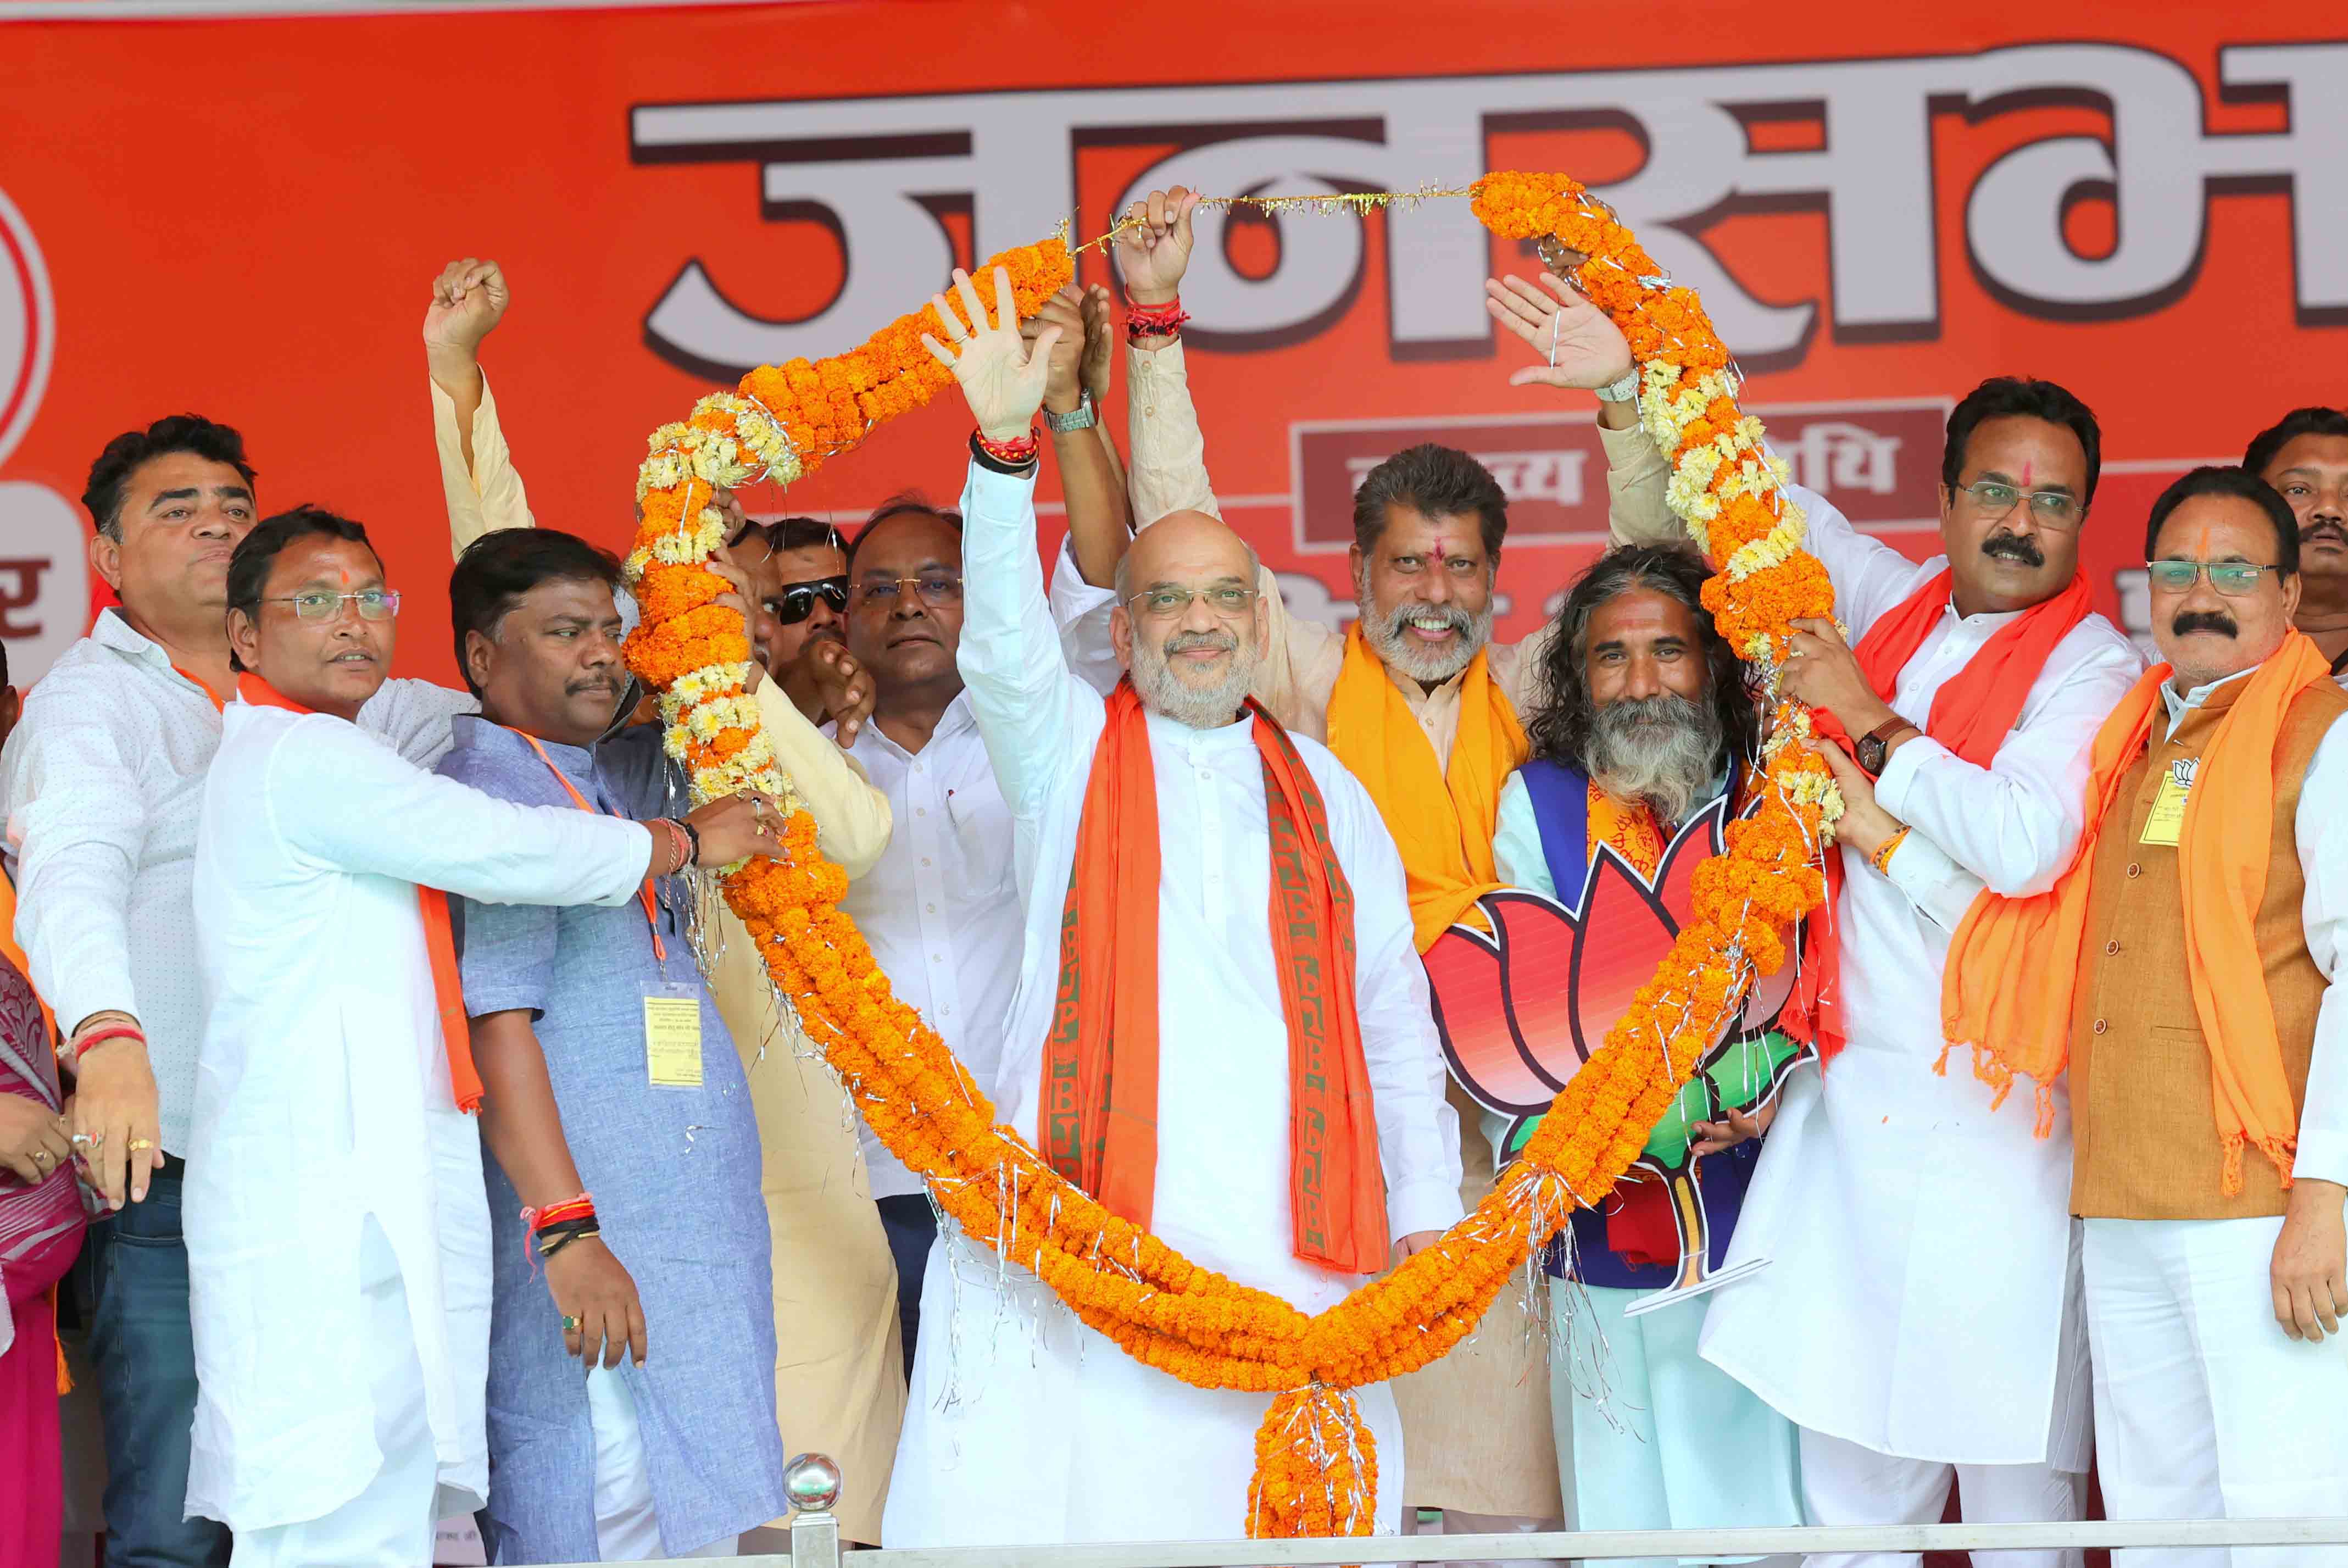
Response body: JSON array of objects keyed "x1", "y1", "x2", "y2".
[{"x1": 881, "y1": 460, "x2": 1464, "y2": 1548}]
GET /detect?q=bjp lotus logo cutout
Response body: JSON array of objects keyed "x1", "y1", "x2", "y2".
[{"x1": 1426, "y1": 792, "x2": 1809, "y2": 1305}]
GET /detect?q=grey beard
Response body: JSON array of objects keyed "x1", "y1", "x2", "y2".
[
  {"x1": 1357, "y1": 595, "x2": 1494, "y2": 685},
  {"x1": 1131, "y1": 628, "x2": 1263, "y2": 730},
  {"x1": 1583, "y1": 692, "x2": 1722, "y2": 828}
]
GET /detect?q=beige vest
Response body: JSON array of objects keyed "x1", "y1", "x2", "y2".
[{"x1": 2068, "y1": 676, "x2": 2348, "y2": 1220}]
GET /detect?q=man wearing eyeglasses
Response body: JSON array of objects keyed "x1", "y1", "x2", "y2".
[
  {"x1": 1837, "y1": 465, "x2": 2348, "y2": 1557},
  {"x1": 2242, "y1": 406, "x2": 2348, "y2": 677},
  {"x1": 1605, "y1": 377, "x2": 2145, "y2": 1566},
  {"x1": 833, "y1": 481, "x2": 1126, "y2": 1370}
]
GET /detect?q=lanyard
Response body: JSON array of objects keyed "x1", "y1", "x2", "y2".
[{"x1": 514, "y1": 731, "x2": 667, "y2": 963}]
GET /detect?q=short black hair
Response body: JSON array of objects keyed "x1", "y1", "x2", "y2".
[
  {"x1": 1526, "y1": 544, "x2": 1757, "y2": 778},
  {"x1": 448, "y1": 529, "x2": 623, "y2": 696},
  {"x1": 1942, "y1": 377, "x2": 2102, "y2": 510},
  {"x1": 82, "y1": 415, "x2": 257, "y2": 541},
  {"x1": 848, "y1": 495, "x2": 961, "y2": 572},
  {"x1": 2243, "y1": 407, "x2": 2348, "y2": 479},
  {"x1": 2143, "y1": 466, "x2": 2299, "y2": 575},
  {"x1": 1351, "y1": 443, "x2": 1508, "y2": 561},
  {"x1": 224, "y1": 505, "x2": 378, "y2": 672}
]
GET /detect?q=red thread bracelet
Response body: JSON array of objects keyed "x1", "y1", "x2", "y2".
[
  {"x1": 975, "y1": 427, "x2": 1042, "y2": 465},
  {"x1": 68, "y1": 1024, "x2": 146, "y2": 1065},
  {"x1": 1126, "y1": 298, "x2": 1190, "y2": 339},
  {"x1": 523, "y1": 1194, "x2": 596, "y2": 1231}
]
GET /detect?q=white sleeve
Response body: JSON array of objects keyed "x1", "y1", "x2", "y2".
[
  {"x1": 1049, "y1": 536, "x2": 1125, "y2": 698},
  {"x1": 1490, "y1": 774, "x2": 1556, "y2": 897},
  {"x1": 1328, "y1": 768, "x2": 1465, "y2": 1240},
  {"x1": 3, "y1": 679, "x2": 142, "y2": 1031},
  {"x1": 1880, "y1": 826, "x2": 1988, "y2": 931},
  {"x1": 954, "y1": 459, "x2": 1105, "y2": 821},
  {"x1": 2294, "y1": 714, "x2": 2348, "y2": 1186},
  {"x1": 1876, "y1": 634, "x2": 2146, "y2": 897},
  {"x1": 266, "y1": 718, "x2": 650, "y2": 908},
  {"x1": 355, "y1": 678, "x2": 480, "y2": 769},
  {"x1": 1787, "y1": 483, "x2": 1940, "y2": 640}
]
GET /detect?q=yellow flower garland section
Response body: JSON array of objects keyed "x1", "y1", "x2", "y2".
[{"x1": 620, "y1": 181, "x2": 1836, "y2": 1541}]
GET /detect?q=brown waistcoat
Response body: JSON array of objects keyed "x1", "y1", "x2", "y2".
[{"x1": 2068, "y1": 676, "x2": 2348, "y2": 1221}]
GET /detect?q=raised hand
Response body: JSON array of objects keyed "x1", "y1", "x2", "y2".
[
  {"x1": 1484, "y1": 271, "x2": 1634, "y2": 392},
  {"x1": 1022, "y1": 285, "x2": 1088, "y2": 414},
  {"x1": 922, "y1": 267, "x2": 1060, "y2": 442},
  {"x1": 1113, "y1": 187, "x2": 1199, "y2": 305},
  {"x1": 1079, "y1": 284, "x2": 1117, "y2": 406},
  {"x1": 422, "y1": 257, "x2": 510, "y2": 361}
]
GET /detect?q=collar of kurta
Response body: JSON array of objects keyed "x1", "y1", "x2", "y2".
[{"x1": 234, "y1": 672, "x2": 324, "y2": 715}]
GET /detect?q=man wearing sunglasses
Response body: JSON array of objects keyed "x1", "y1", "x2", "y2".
[
  {"x1": 1627, "y1": 377, "x2": 2145, "y2": 1565},
  {"x1": 1839, "y1": 465, "x2": 2348, "y2": 1555},
  {"x1": 728, "y1": 515, "x2": 881, "y2": 742}
]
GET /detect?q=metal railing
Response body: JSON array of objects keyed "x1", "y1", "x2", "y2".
[{"x1": 536, "y1": 1455, "x2": 2348, "y2": 1567}]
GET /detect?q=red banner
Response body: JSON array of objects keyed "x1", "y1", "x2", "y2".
[{"x1": 1, "y1": 1, "x2": 2340, "y2": 687}]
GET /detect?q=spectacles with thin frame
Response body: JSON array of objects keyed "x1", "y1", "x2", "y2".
[
  {"x1": 1125, "y1": 585, "x2": 1261, "y2": 620},
  {"x1": 1952, "y1": 479, "x2": 2085, "y2": 530},
  {"x1": 266, "y1": 588, "x2": 400, "y2": 621},
  {"x1": 853, "y1": 575, "x2": 963, "y2": 609},
  {"x1": 2145, "y1": 559, "x2": 2288, "y2": 597}
]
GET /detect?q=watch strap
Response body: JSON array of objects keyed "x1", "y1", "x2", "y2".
[
  {"x1": 1043, "y1": 388, "x2": 1098, "y2": 433},
  {"x1": 1593, "y1": 368, "x2": 1642, "y2": 403}
]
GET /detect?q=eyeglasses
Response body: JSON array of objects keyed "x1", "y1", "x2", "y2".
[
  {"x1": 267, "y1": 588, "x2": 400, "y2": 621},
  {"x1": 2145, "y1": 559, "x2": 2287, "y2": 597},
  {"x1": 1125, "y1": 585, "x2": 1261, "y2": 620},
  {"x1": 766, "y1": 576, "x2": 849, "y2": 626},
  {"x1": 854, "y1": 575, "x2": 963, "y2": 609},
  {"x1": 1953, "y1": 479, "x2": 2084, "y2": 530}
]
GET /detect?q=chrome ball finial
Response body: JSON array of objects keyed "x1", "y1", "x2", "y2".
[{"x1": 783, "y1": 1453, "x2": 842, "y2": 1514}]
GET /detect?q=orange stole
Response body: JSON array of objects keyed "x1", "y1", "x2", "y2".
[{"x1": 1042, "y1": 680, "x2": 1390, "y2": 1276}]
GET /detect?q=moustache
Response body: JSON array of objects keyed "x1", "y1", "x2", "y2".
[
  {"x1": 2169, "y1": 610, "x2": 2238, "y2": 640},
  {"x1": 567, "y1": 675, "x2": 625, "y2": 697},
  {"x1": 1981, "y1": 531, "x2": 2045, "y2": 568},
  {"x1": 2301, "y1": 519, "x2": 2348, "y2": 548},
  {"x1": 1162, "y1": 629, "x2": 1238, "y2": 659}
]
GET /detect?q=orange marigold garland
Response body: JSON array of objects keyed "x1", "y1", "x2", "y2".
[{"x1": 623, "y1": 183, "x2": 1838, "y2": 1543}]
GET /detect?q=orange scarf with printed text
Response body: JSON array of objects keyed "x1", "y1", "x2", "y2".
[
  {"x1": 1042, "y1": 679, "x2": 1389, "y2": 1276},
  {"x1": 235, "y1": 674, "x2": 484, "y2": 1113},
  {"x1": 1940, "y1": 633, "x2": 2332, "y2": 1193},
  {"x1": 1325, "y1": 625, "x2": 1529, "y2": 953}
]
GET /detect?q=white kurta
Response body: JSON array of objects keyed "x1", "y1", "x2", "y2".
[
  {"x1": 185, "y1": 696, "x2": 652, "y2": 1532},
  {"x1": 1696, "y1": 487, "x2": 2143, "y2": 1469},
  {"x1": 881, "y1": 460, "x2": 1463, "y2": 1548}
]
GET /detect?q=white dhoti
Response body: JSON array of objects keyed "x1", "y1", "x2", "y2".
[
  {"x1": 2083, "y1": 1213, "x2": 2348, "y2": 1568},
  {"x1": 884, "y1": 1232, "x2": 1404, "y2": 1546}
]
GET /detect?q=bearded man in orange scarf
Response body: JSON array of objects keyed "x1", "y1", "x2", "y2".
[
  {"x1": 1891, "y1": 465, "x2": 2348, "y2": 1560},
  {"x1": 1586, "y1": 370, "x2": 2145, "y2": 1567},
  {"x1": 881, "y1": 266, "x2": 1461, "y2": 1550}
]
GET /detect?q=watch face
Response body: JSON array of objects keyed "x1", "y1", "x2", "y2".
[{"x1": 1856, "y1": 736, "x2": 1885, "y2": 775}]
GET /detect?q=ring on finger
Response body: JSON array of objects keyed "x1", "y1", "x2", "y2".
[
  {"x1": 70, "y1": 1132, "x2": 92, "y2": 1148},
  {"x1": 32, "y1": 1149, "x2": 53, "y2": 1169},
  {"x1": 561, "y1": 1315, "x2": 582, "y2": 1332}
]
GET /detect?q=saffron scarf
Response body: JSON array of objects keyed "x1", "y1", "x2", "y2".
[
  {"x1": 1942, "y1": 632, "x2": 2333, "y2": 1193},
  {"x1": 235, "y1": 675, "x2": 485, "y2": 1113},
  {"x1": 1325, "y1": 624, "x2": 1529, "y2": 953},
  {"x1": 1042, "y1": 679, "x2": 1390, "y2": 1276},
  {"x1": 1787, "y1": 568, "x2": 2093, "y2": 1057}
]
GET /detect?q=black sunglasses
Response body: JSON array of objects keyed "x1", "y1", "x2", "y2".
[{"x1": 766, "y1": 576, "x2": 850, "y2": 626}]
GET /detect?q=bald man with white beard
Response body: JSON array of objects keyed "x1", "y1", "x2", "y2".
[{"x1": 876, "y1": 268, "x2": 1461, "y2": 1549}]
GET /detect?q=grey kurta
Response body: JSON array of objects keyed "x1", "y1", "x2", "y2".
[{"x1": 437, "y1": 716, "x2": 783, "y2": 1561}]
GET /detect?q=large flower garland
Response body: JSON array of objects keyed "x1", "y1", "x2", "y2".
[{"x1": 620, "y1": 179, "x2": 1835, "y2": 1539}]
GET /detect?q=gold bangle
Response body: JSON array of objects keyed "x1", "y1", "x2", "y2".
[{"x1": 1870, "y1": 826, "x2": 1910, "y2": 876}]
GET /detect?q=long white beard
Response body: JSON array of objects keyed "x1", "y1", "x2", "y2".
[
  {"x1": 1357, "y1": 595, "x2": 1494, "y2": 685},
  {"x1": 1131, "y1": 626, "x2": 1264, "y2": 729},
  {"x1": 1584, "y1": 692, "x2": 1722, "y2": 828}
]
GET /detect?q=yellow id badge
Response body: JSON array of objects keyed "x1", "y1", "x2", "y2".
[
  {"x1": 643, "y1": 986, "x2": 704, "y2": 1088},
  {"x1": 2139, "y1": 758, "x2": 2195, "y2": 847}
]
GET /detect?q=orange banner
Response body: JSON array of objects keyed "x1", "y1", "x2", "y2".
[{"x1": 0, "y1": 1, "x2": 2340, "y2": 688}]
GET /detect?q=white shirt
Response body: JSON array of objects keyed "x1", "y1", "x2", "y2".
[
  {"x1": 1, "y1": 610, "x2": 478, "y2": 1153},
  {"x1": 953, "y1": 457, "x2": 1462, "y2": 1299},
  {"x1": 1697, "y1": 486, "x2": 2144, "y2": 1468},
  {"x1": 183, "y1": 696, "x2": 649, "y2": 1532}
]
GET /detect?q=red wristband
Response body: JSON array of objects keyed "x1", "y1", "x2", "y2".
[
  {"x1": 67, "y1": 1024, "x2": 146, "y2": 1066},
  {"x1": 1126, "y1": 299, "x2": 1190, "y2": 340},
  {"x1": 975, "y1": 427, "x2": 1042, "y2": 466},
  {"x1": 524, "y1": 1194, "x2": 596, "y2": 1231}
]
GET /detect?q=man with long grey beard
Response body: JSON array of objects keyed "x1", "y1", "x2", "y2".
[
  {"x1": 1487, "y1": 543, "x2": 1855, "y2": 1561},
  {"x1": 880, "y1": 265, "x2": 1460, "y2": 1548}
]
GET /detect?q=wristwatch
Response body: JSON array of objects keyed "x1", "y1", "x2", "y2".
[
  {"x1": 1593, "y1": 368, "x2": 1641, "y2": 403},
  {"x1": 1855, "y1": 717, "x2": 1920, "y2": 778},
  {"x1": 1043, "y1": 388, "x2": 1098, "y2": 433}
]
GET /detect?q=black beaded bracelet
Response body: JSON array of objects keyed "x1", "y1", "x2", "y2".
[{"x1": 678, "y1": 818, "x2": 702, "y2": 867}]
